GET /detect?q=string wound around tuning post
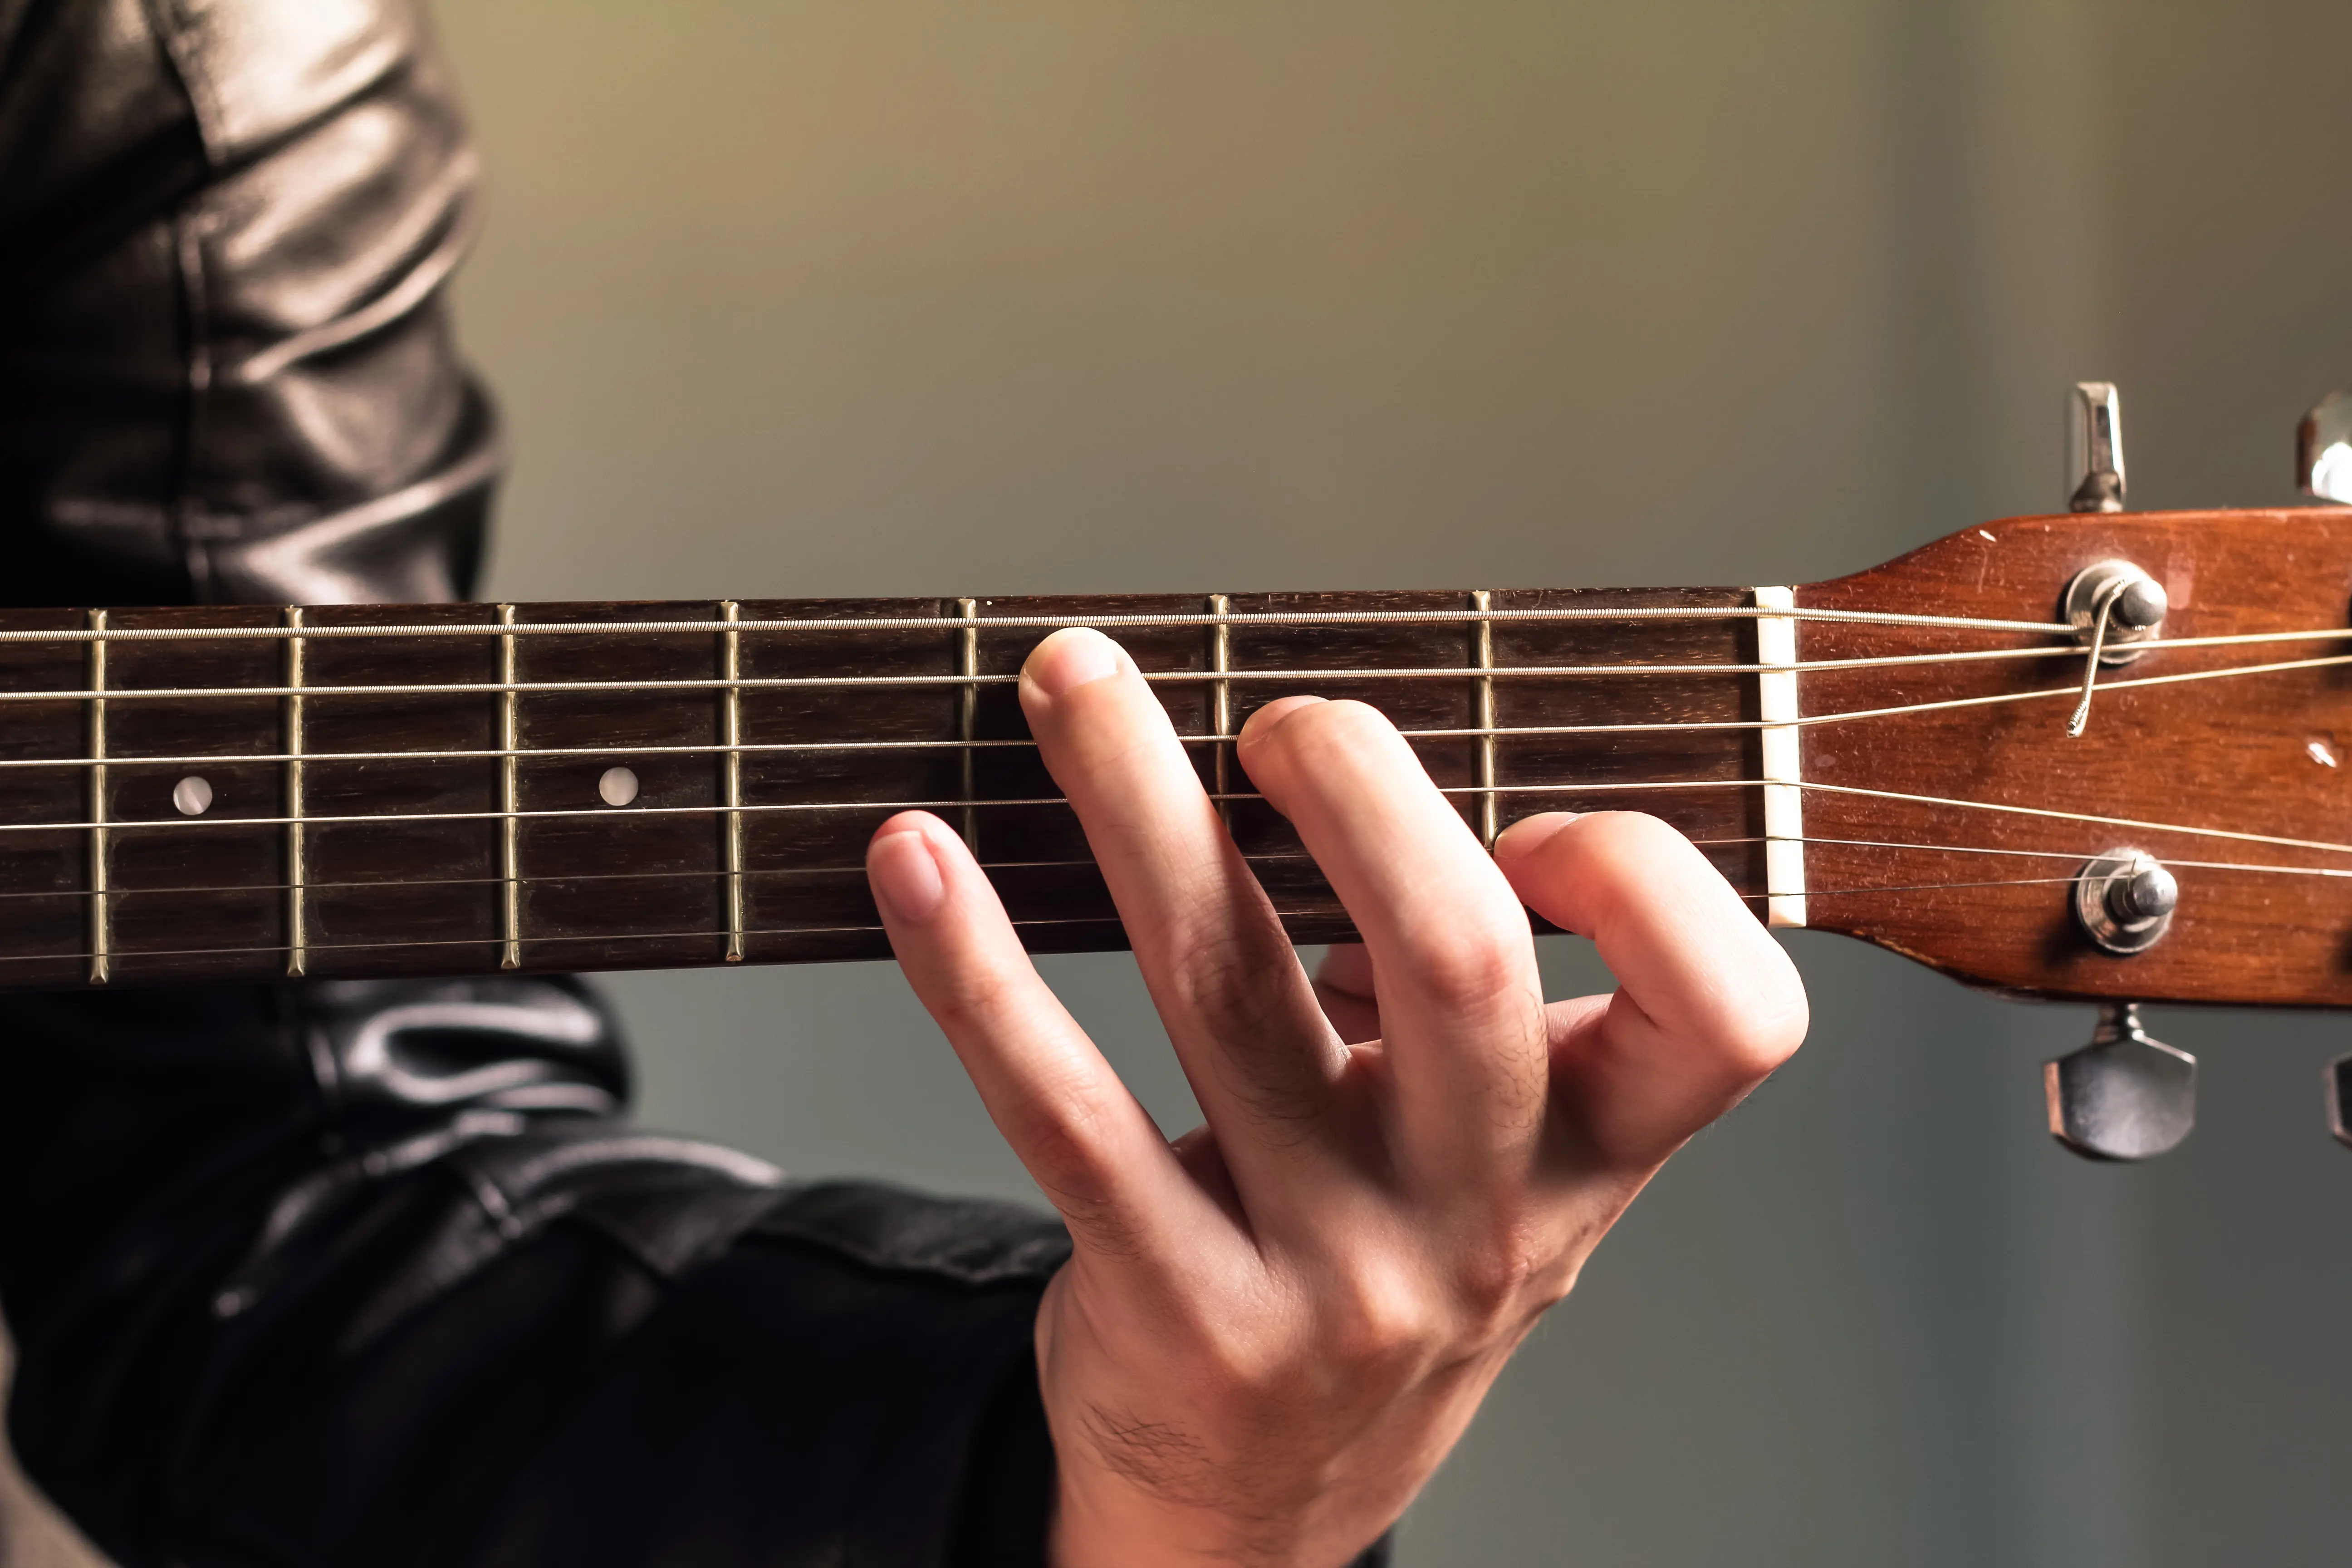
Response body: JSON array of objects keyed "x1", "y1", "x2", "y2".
[
  {"x1": 2064, "y1": 580, "x2": 2125, "y2": 737},
  {"x1": 2062, "y1": 559, "x2": 2167, "y2": 736}
]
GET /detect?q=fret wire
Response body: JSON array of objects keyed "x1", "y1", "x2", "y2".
[
  {"x1": 720, "y1": 601, "x2": 745, "y2": 960},
  {"x1": 2, "y1": 628, "x2": 2338, "y2": 706},
  {"x1": 1209, "y1": 594, "x2": 1232, "y2": 828},
  {"x1": 284, "y1": 606, "x2": 308, "y2": 977},
  {"x1": 957, "y1": 598, "x2": 980, "y2": 855},
  {"x1": 85, "y1": 609, "x2": 108, "y2": 985},
  {"x1": 0, "y1": 603, "x2": 2081, "y2": 644},
  {"x1": 1471, "y1": 591, "x2": 1497, "y2": 848},
  {"x1": 498, "y1": 604, "x2": 521, "y2": 969}
]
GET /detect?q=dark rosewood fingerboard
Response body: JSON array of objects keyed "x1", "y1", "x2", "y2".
[{"x1": 0, "y1": 590, "x2": 1760, "y2": 991}]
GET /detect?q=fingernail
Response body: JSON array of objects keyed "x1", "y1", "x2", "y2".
[
  {"x1": 868, "y1": 827, "x2": 946, "y2": 922},
  {"x1": 1235, "y1": 693, "x2": 1324, "y2": 749},
  {"x1": 1494, "y1": 811, "x2": 1580, "y2": 856},
  {"x1": 1024, "y1": 627, "x2": 1123, "y2": 698}
]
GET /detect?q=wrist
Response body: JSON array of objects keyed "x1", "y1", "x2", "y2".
[{"x1": 1046, "y1": 1470, "x2": 1377, "y2": 1568}]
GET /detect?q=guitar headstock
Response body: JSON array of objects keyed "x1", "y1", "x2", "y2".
[{"x1": 1791, "y1": 385, "x2": 2352, "y2": 1157}]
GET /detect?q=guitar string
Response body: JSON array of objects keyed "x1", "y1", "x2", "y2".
[
  {"x1": 0, "y1": 633, "x2": 2344, "y2": 775},
  {"x1": 0, "y1": 779, "x2": 1774, "y2": 836},
  {"x1": 0, "y1": 603, "x2": 2079, "y2": 645},
  {"x1": 10, "y1": 636, "x2": 2352, "y2": 869},
  {"x1": 3, "y1": 623, "x2": 2344, "y2": 707},
  {"x1": 0, "y1": 872, "x2": 2220, "y2": 968},
  {"x1": 0, "y1": 643, "x2": 2342, "y2": 928},
  {"x1": 8, "y1": 834, "x2": 2345, "y2": 909},
  {"x1": 0, "y1": 853, "x2": 2283, "y2": 968},
  {"x1": 4, "y1": 819, "x2": 2329, "y2": 963},
  {"x1": 0, "y1": 600, "x2": 2320, "y2": 963},
  {"x1": 9, "y1": 763, "x2": 2352, "y2": 862},
  {"x1": 0, "y1": 916, "x2": 1159, "y2": 966}
]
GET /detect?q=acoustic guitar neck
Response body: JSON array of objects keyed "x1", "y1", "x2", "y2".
[{"x1": 4, "y1": 504, "x2": 2351, "y2": 1009}]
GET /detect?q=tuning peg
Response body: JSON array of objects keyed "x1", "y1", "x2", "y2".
[
  {"x1": 2299, "y1": 390, "x2": 2352, "y2": 503},
  {"x1": 2327, "y1": 1056, "x2": 2352, "y2": 1147},
  {"x1": 2043, "y1": 397, "x2": 2190, "y2": 1163},
  {"x1": 2045, "y1": 1003, "x2": 2197, "y2": 1161},
  {"x1": 2072, "y1": 847, "x2": 2177, "y2": 952},
  {"x1": 2068, "y1": 382, "x2": 2127, "y2": 513}
]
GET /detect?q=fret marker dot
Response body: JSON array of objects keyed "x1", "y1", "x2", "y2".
[
  {"x1": 599, "y1": 766, "x2": 640, "y2": 807},
  {"x1": 172, "y1": 775, "x2": 214, "y2": 817}
]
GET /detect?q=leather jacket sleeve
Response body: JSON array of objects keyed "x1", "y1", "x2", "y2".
[
  {"x1": 0, "y1": 0, "x2": 494, "y2": 608},
  {"x1": 0, "y1": 4, "x2": 1393, "y2": 1564},
  {"x1": 0, "y1": 983, "x2": 1073, "y2": 1568}
]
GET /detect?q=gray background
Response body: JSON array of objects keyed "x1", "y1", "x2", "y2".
[
  {"x1": 445, "y1": 2, "x2": 2352, "y2": 1565},
  {"x1": 22, "y1": 3, "x2": 2342, "y2": 1565}
]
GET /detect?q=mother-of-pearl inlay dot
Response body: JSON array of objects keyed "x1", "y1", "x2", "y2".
[
  {"x1": 598, "y1": 766, "x2": 640, "y2": 807},
  {"x1": 172, "y1": 775, "x2": 214, "y2": 816}
]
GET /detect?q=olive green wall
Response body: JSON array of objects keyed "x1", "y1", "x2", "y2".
[{"x1": 428, "y1": 3, "x2": 2352, "y2": 1563}]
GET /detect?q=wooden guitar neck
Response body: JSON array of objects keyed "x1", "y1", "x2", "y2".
[{"x1": 5, "y1": 505, "x2": 2350, "y2": 1008}]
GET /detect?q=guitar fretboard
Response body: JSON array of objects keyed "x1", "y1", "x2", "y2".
[{"x1": 0, "y1": 590, "x2": 1778, "y2": 990}]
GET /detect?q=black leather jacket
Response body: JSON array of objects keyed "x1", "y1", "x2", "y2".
[{"x1": 0, "y1": 5, "x2": 1394, "y2": 1563}]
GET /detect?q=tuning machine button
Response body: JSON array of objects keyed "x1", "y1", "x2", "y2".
[
  {"x1": 2068, "y1": 382, "x2": 2128, "y2": 513},
  {"x1": 2298, "y1": 389, "x2": 2352, "y2": 503},
  {"x1": 2046, "y1": 1003, "x2": 2197, "y2": 1161},
  {"x1": 2043, "y1": 392, "x2": 2194, "y2": 1162}
]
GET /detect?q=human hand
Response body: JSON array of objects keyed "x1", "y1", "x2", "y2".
[{"x1": 864, "y1": 628, "x2": 1806, "y2": 1567}]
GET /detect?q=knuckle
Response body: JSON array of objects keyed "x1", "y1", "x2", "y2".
[
  {"x1": 1182, "y1": 942, "x2": 1289, "y2": 1047},
  {"x1": 931, "y1": 965, "x2": 1017, "y2": 1034},
  {"x1": 1406, "y1": 920, "x2": 1529, "y2": 1015},
  {"x1": 1450, "y1": 1214, "x2": 1563, "y2": 1328},
  {"x1": 1688, "y1": 933, "x2": 1810, "y2": 1084},
  {"x1": 1167, "y1": 922, "x2": 1330, "y2": 1131},
  {"x1": 1177, "y1": 1270, "x2": 1435, "y2": 1409},
  {"x1": 1004, "y1": 1077, "x2": 1137, "y2": 1237},
  {"x1": 1721, "y1": 960, "x2": 1810, "y2": 1078},
  {"x1": 1320, "y1": 1262, "x2": 1444, "y2": 1383},
  {"x1": 1191, "y1": 1314, "x2": 1289, "y2": 1398}
]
